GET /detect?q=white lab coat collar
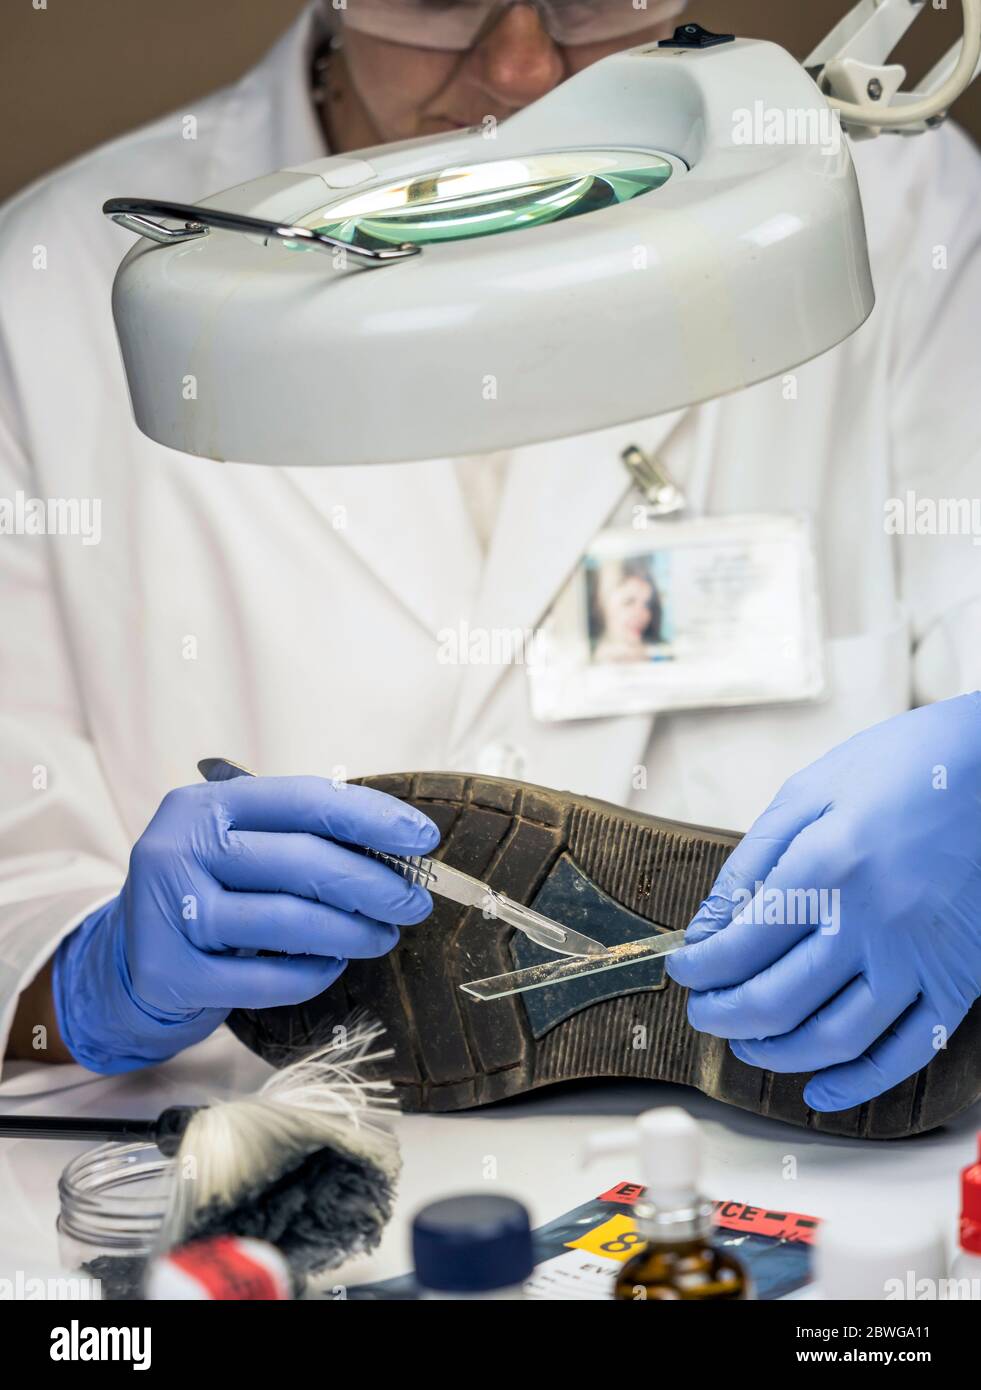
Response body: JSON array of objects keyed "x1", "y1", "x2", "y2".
[{"x1": 205, "y1": 4, "x2": 330, "y2": 194}]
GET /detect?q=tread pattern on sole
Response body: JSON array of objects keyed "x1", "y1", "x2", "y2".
[{"x1": 228, "y1": 773, "x2": 980, "y2": 1139}]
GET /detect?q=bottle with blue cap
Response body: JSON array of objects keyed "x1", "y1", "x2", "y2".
[{"x1": 412, "y1": 1194, "x2": 534, "y2": 1300}]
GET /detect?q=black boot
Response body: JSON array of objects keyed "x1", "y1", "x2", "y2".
[{"x1": 229, "y1": 772, "x2": 981, "y2": 1140}]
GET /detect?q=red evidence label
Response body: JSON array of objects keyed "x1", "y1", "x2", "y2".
[{"x1": 596, "y1": 1181, "x2": 820, "y2": 1246}]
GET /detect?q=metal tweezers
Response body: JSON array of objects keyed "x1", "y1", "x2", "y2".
[
  {"x1": 364, "y1": 848, "x2": 606, "y2": 958},
  {"x1": 103, "y1": 198, "x2": 419, "y2": 264},
  {"x1": 197, "y1": 758, "x2": 605, "y2": 959}
]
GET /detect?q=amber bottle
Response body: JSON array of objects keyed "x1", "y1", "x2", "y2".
[
  {"x1": 615, "y1": 1226, "x2": 749, "y2": 1300},
  {"x1": 588, "y1": 1107, "x2": 752, "y2": 1301}
]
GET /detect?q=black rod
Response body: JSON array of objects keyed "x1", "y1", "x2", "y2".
[
  {"x1": 0, "y1": 1115, "x2": 156, "y2": 1142},
  {"x1": 0, "y1": 1106, "x2": 198, "y2": 1155}
]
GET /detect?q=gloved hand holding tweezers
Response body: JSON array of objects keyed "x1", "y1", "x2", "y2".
[
  {"x1": 199, "y1": 758, "x2": 606, "y2": 959},
  {"x1": 199, "y1": 760, "x2": 691, "y2": 999}
]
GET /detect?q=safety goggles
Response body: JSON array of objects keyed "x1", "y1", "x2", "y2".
[{"x1": 336, "y1": 0, "x2": 687, "y2": 51}]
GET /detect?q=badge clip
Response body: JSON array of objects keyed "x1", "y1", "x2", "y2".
[{"x1": 621, "y1": 444, "x2": 686, "y2": 520}]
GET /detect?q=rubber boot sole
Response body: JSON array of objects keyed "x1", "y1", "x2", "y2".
[{"x1": 227, "y1": 772, "x2": 981, "y2": 1139}]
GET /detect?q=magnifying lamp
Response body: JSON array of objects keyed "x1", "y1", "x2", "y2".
[{"x1": 103, "y1": 9, "x2": 980, "y2": 467}]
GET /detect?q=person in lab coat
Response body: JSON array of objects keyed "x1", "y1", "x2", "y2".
[{"x1": 0, "y1": 3, "x2": 978, "y2": 1113}]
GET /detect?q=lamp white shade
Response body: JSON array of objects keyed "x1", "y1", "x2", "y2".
[{"x1": 109, "y1": 37, "x2": 874, "y2": 467}]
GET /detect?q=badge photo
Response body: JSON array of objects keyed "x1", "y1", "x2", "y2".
[{"x1": 529, "y1": 513, "x2": 826, "y2": 721}]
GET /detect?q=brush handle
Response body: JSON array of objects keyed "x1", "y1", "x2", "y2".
[
  {"x1": 0, "y1": 1114, "x2": 158, "y2": 1142},
  {"x1": 0, "y1": 1105, "x2": 196, "y2": 1156}
]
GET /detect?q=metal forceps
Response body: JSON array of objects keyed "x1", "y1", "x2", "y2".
[{"x1": 197, "y1": 757, "x2": 605, "y2": 959}]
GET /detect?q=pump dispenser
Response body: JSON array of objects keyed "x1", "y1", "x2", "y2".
[{"x1": 585, "y1": 1107, "x2": 751, "y2": 1301}]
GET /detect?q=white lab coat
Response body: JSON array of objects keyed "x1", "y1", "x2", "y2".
[{"x1": 0, "y1": 7, "x2": 978, "y2": 1082}]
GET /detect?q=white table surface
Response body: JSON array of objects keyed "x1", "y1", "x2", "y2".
[{"x1": 1, "y1": 1029, "x2": 977, "y2": 1294}]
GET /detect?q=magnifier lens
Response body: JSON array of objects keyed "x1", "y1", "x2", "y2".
[{"x1": 300, "y1": 150, "x2": 674, "y2": 249}]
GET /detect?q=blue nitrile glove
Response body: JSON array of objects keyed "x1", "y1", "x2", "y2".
[
  {"x1": 666, "y1": 693, "x2": 981, "y2": 1113},
  {"x1": 53, "y1": 777, "x2": 439, "y2": 1073}
]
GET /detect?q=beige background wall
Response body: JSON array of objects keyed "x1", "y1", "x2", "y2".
[{"x1": 1, "y1": 0, "x2": 977, "y2": 203}]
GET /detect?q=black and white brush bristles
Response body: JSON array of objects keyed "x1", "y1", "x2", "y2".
[{"x1": 159, "y1": 1017, "x2": 402, "y2": 1275}]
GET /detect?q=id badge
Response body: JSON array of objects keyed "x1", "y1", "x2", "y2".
[{"x1": 529, "y1": 513, "x2": 826, "y2": 722}]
